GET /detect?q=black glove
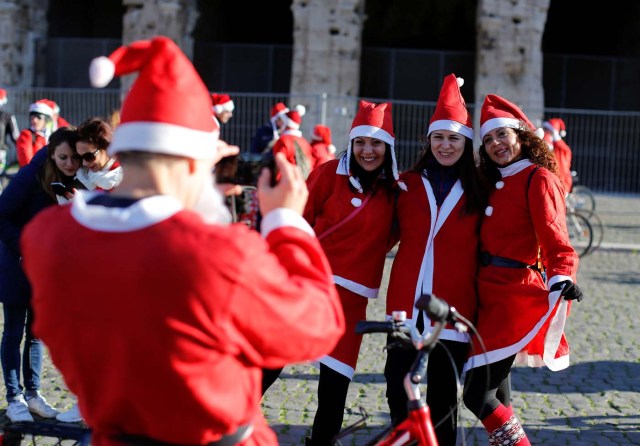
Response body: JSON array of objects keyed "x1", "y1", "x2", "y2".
[{"x1": 550, "y1": 280, "x2": 583, "y2": 302}]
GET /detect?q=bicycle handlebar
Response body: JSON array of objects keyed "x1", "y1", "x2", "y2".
[{"x1": 354, "y1": 320, "x2": 395, "y2": 334}]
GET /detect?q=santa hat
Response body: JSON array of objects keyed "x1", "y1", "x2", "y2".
[
  {"x1": 543, "y1": 118, "x2": 567, "y2": 142},
  {"x1": 479, "y1": 94, "x2": 545, "y2": 140},
  {"x1": 89, "y1": 36, "x2": 219, "y2": 159},
  {"x1": 281, "y1": 104, "x2": 306, "y2": 130},
  {"x1": 211, "y1": 93, "x2": 234, "y2": 114},
  {"x1": 29, "y1": 101, "x2": 54, "y2": 117},
  {"x1": 428, "y1": 74, "x2": 473, "y2": 139},
  {"x1": 312, "y1": 124, "x2": 331, "y2": 144},
  {"x1": 36, "y1": 99, "x2": 58, "y2": 114},
  {"x1": 347, "y1": 100, "x2": 406, "y2": 192},
  {"x1": 0, "y1": 89, "x2": 7, "y2": 106}
]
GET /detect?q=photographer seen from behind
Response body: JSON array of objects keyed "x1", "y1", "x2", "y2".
[{"x1": 21, "y1": 36, "x2": 345, "y2": 446}]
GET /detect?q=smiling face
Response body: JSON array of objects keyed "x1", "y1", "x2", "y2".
[
  {"x1": 352, "y1": 136, "x2": 387, "y2": 171},
  {"x1": 52, "y1": 142, "x2": 81, "y2": 177},
  {"x1": 482, "y1": 127, "x2": 523, "y2": 166},
  {"x1": 429, "y1": 130, "x2": 465, "y2": 166}
]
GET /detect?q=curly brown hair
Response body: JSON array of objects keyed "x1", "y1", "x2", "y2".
[{"x1": 478, "y1": 125, "x2": 558, "y2": 184}]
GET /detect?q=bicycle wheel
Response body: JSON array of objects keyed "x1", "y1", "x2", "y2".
[
  {"x1": 579, "y1": 210, "x2": 604, "y2": 255},
  {"x1": 567, "y1": 185, "x2": 596, "y2": 218},
  {"x1": 566, "y1": 212, "x2": 593, "y2": 257}
]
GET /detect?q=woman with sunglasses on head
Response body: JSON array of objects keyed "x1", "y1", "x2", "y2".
[
  {"x1": 462, "y1": 95, "x2": 581, "y2": 446},
  {"x1": 0, "y1": 127, "x2": 83, "y2": 422},
  {"x1": 75, "y1": 117, "x2": 123, "y2": 191},
  {"x1": 384, "y1": 74, "x2": 487, "y2": 446}
]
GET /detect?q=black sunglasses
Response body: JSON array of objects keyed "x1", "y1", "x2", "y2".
[{"x1": 79, "y1": 147, "x2": 100, "y2": 162}]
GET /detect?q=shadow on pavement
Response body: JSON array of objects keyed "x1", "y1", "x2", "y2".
[{"x1": 512, "y1": 360, "x2": 640, "y2": 393}]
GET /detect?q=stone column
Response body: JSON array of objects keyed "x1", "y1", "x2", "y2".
[
  {"x1": 290, "y1": 0, "x2": 365, "y2": 142},
  {"x1": 475, "y1": 0, "x2": 550, "y2": 130},
  {"x1": 121, "y1": 0, "x2": 198, "y2": 94},
  {"x1": 0, "y1": 0, "x2": 48, "y2": 87}
]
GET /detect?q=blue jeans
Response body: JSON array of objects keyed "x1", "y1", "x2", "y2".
[{"x1": 1, "y1": 303, "x2": 42, "y2": 400}]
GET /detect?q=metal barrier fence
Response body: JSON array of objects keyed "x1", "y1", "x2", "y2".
[{"x1": 3, "y1": 88, "x2": 640, "y2": 194}]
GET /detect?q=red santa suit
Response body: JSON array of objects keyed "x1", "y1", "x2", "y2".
[
  {"x1": 552, "y1": 138, "x2": 573, "y2": 193},
  {"x1": 466, "y1": 159, "x2": 579, "y2": 372},
  {"x1": 304, "y1": 157, "x2": 396, "y2": 378},
  {"x1": 21, "y1": 192, "x2": 345, "y2": 446},
  {"x1": 16, "y1": 128, "x2": 47, "y2": 167},
  {"x1": 386, "y1": 170, "x2": 479, "y2": 340},
  {"x1": 272, "y1": 129, "x2": 314, "y2": 173}
]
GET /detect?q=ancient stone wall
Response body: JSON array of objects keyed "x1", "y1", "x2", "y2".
[
  {"x1": 121, "y1": 0, "x2": 198, "y2": 93},
  {"x1": 475, "y1": 0, "x2": 550, "y2": 128},
  {"x1": 0, "y1": 0, "x2": 48, "y2": 87}
]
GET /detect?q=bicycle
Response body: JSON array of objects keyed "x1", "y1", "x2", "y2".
[
  {"x1": 0, "y1": 421, "x2": 90, "y2": 446},
  {"x1": 565, "y1": 171, "x2": 596, "y2": 219},
  {"x1": 565, "y1": 209, "x2": 593, "y2": 258},
  {"x1": 334, "y1": 294, "x2": 472, "y2": 446}
]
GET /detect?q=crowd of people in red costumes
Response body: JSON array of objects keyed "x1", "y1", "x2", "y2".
[{"x1": 0, "y1": 35, "x2": 582, "y2": 446}]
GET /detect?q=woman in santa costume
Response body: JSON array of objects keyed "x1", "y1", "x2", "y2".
[
  {"x1": 384, "y1": 74, "x2": 486, "y2": 446},
  {"x1": 290, "y1": 100, "x2": 406, "y2": 445},
  {"x1": 543, "y1": 117, "x2": 573, "y2": 194},
  {"x1": 75, "y1": 117, "x2": 123, "y2": 191},
  {"x1": 462, "y1": 94, "x2": 583, "y2": 446}
]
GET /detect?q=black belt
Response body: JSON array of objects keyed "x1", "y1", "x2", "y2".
[
  {"x1": 114, "y1": 424, "x2": 252, "y2": 446},
  {"x1": 480, "y1": 251, "x2": 538, "y2": 271}
]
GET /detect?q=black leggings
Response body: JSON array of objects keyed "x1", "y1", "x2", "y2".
[
  {"x1": 261, "y1": 367, "x2": 283, "y2": 395},
  {"x1": 384, "y1": 338, "x2": 469, "y2": 446},
  {"x1": 462, "y1": 354, "x2": 515, "y2": 420}
]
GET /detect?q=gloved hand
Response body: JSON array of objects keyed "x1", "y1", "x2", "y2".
[{"x1": 550, "y1": 280, "x2": 583, "y2": 302}]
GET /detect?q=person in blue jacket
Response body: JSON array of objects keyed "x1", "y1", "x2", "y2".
[{"x1": 0, "y1": 127, "x2": 81, "y2": 422}]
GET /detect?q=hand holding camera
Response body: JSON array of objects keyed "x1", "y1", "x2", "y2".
[{"x1": 258, "y1": 152, "x2": 308, "y2": 216}]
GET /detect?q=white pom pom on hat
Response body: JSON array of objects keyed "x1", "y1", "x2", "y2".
[{"x1": 89, "y1": 56, "x2": 116, "y2": 88}]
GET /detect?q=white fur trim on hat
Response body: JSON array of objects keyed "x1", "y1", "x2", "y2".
[
  {"x1": 108, "y1": 122, "x2": 219, "y2": 159},
  {"x1": 480, "y1": 117, "x2": 521, "y2": 139},
  {"x1": 213, "y1": 101, "x2": 234, "y2": 114},
  {"x1": 349, "y1": 125, "x2": 394, "y2": 146},
  {"x1": 29, "y1": 102, "x2": 53, "y2": 116},
  {"x1": 294, "y1": 104, "x2": 306, "y2": 117},
  {"x1": 534, "y1": 128, "x2": 545, "y2": 139},
  {"x1": 427, "y1": 119, "x2": 474, "y2": 140},
  {"x1": 89, "y1": 56, "x2": 116, "y2": 88}
]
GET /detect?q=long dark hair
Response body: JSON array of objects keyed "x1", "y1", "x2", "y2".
[
  {"x1": 343, "y1": 141, "x2": 395, "y2": 194},
  {"x1": 412, "y1": 136, "x2": 487, "y2": 214},
  {"x1": 478, "y1": 126, "x2": 558, "y2": 184},
  {"x1": 39, "y1": 126, "x2": 79, "y2": 200}
]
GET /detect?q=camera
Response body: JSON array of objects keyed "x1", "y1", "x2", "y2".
[{"x1": 215, "y1": 152, "x2": 276, "y2": 186}]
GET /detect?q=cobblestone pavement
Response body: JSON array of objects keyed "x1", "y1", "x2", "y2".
[{"x1": 1, "y1": 193, "x2": 639, "y2": 445}]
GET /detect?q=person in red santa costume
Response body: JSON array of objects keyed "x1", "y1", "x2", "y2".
[
  {"x1": 462, "y1": 94, "x2": 582, "y2": 446},
  {"x1": 211, "y1": 93, "x2": 234, "y2": 126},
  {"x1": 20, "y1": 36, "x2": 345, "y2": 446},
  {"x1": 271, "y1": 106, "x2": 314, "y2": 177},
  {"x1": 309, "y1": 124, "x2": 336, "y2": 167},
  {"x1": 543, "y1": 117, "x2": 573, "y2": 194},
  {"x1": 16, "y1": 101, "x2": 53, "y2": 167},
  {"x1": 384, "y1": 74, "x2": 487, "y2": 446},
  {"x1": 300, "y1": 100, "x2": 406, "y2": 445}
]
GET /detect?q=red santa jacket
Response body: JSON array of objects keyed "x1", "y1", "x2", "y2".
[
  {"x1": 21, "y1": 194, "x2": 345, "y2": 446},
  {"x1": 466, "y1": 160, "x2": 579, "y2": 372},
  {"x1": 552, "y1": 139, "x2": 573, "y2": 193},
  {"x1": 272, "y1": 129, "x2": 314, "y2": 173},
  {"x1": 16, "y1": 128, "x2": 47, "y2": 167},
  {"x1": 304, "y1": 157, "x2": 396, "y2": 298},
  {"x1": 310, "y1": 140, "x2": 335, "y2": 167},
  {"x1": 386, "y1": 171, "x2": 479, "y2": 341}
]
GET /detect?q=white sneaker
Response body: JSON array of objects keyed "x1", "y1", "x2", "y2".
[
  {"x1": 26, "y1": 392, "x2": 59, "y2": 418},
  {"x1": 6, "y1": 395, "x2": 35, "y2": 422},
  {"x1": 55, "y1": 402, "x2": 83, "y2": 423}
]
